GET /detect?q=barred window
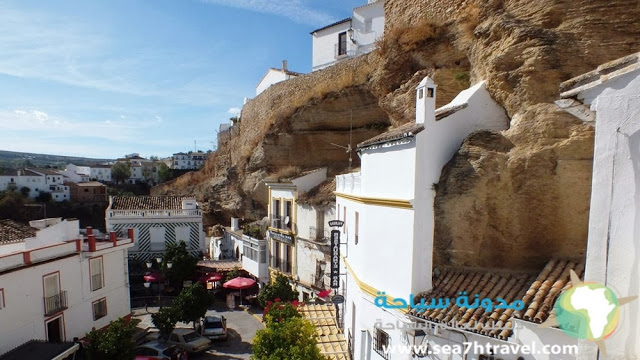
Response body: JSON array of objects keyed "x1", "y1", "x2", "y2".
[
  {"x1": 93, "y1": 298, "x2": 107, "y2": 320},
  {"x1": 373, "y1": 327, "x2": 390, "y2": 359}
]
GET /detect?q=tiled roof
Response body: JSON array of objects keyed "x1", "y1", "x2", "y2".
[
  {"x1": 0, "y1": 169, "x2": 42, "y2": 177},
  {"x1": 357, "y1": 122, "x2": 425, "y2": 149},
  {"x1": 0, "y1": 220, "x2": 37, "y2": 244},
  {"x1": 197, "y1": 260, "x2": 243, "y2": 270},
  {"x1": 300, "y1": 304, "x2": 350, "y2": 360},
  {"x1": 90, "y1": 164, "x2": 112, "y2": 168},
  {"x1": 409, "y1": 258, "x2": 584, "y2": 340},
  {"x1": 73, "y1": 181, "x2": 106, "y2": 187},
  {"x1": 110, "y1": 196, "x2": 195, "y2": 210},
  {"x1": 310, "y1": 17, "x2": 351, "y2": 34}
]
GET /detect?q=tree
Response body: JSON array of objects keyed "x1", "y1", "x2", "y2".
[
  {"x1": 151, "y1": 306, "x2": 179, "y2": 339},
  {"x1": 158, "y1": 163, "x2": 172, "y2": 183},
  {"x1": 173, "y1": 283, "x2": 212, "y2": 327},
  {"x1": 149, "y1": 155, "x2": 159, "y2": 161},
  {"x1": 112, "y1": 162, "x2": 131, "y2": 184},
  {"x1": 162, "y1": 241, "x2": 198, "y2": 288},
  {"x1": 225, "y1": 267, "x2": 241, "y2": 282},
  {"x1": 19, "y1": 186, "x2": 30, "y2": 197},
  {"x1": 36, "y1": 191, "x2": 52, "y2": 203},
  {"x1": 257, "y1": 273, "x2": 299, "y2": 307},
  {"x1": 262, "y1": 301, "x2": 302, "y2": 324},
  {"x1": 252, "y1": 317, "x2": 326, "y2": 360},
  {"x1": 0, "y1": 191, "x2": 27, "y2": 220},
  {"x1": 85, "y1": 317, "x2": 140, "y2": 360}
]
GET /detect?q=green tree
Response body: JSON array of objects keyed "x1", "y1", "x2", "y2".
[
  {"x1": 158, "y1": 163, "x2": 172, "y2": 182},
  {"x1": 111, "y1": 162, "x2": 131, "y2": 184},
  {"x1": 162, "y1": 241, "x2": 198, "y2": 288},
  {"x1": 19, "y1": 186, "x2": 30, "y2": 197},
  {"x1": 36, "y1": 191, "x2": 52, "y2": 203},
  {"x1": 151, "y1": 306, "x2": 179, "y2": 339},
  {"x1": 173, "y1": 283, "x2": 212, "y2": 328},
  {"x1": 225, "y1": 267, "x2": 241, "y2": 282},
  {"x1": 0, "y1": 191, "x2": 27, "y2": 220},
  {"x1": 257, "y1": 273, "x2": 299, "y2": 307},
  {"x1": 85, "y1": 317, "x2": 140, "y2": 360},
  {"x1": 252, "y1": 317, "x2": 326, "y2": 360},
  {"x1": 263, "y1": 301, "x2": 302, "y2": 324}
]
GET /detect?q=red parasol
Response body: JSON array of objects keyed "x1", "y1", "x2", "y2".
[
  {"x1": 143, "y1": 271, "x2": 165, "y2": 283},
  {"x1": 317, "y1": 289, "x2": 332, "y2": 298},
  {"x1": 198, "y1": 273, "x2": 224, "y2": 284},
  {"x1": 223, "y1": 277, "x2": 256, "y2": 306}
]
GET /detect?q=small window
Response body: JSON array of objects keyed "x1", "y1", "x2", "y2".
[
  {"x1": 0, "y1": 289, "x2": 5, "y2": 309},
  {"x1": 355, "y1": 211, "x2": 359, "y2": 245},
  {"x1": 373, "y1": 327, "x2": 390, "y2": 359},
  {"x1": 427, "y1": 87, "x2": 434, "y2": 98},
  {"x1": 90, "y1": 257, "x2": 104, "y2": 291},
  {"x1": 92, "y1": 298, "x2": 107, "y2": 320},
  {"x1": 418, "y1": 88, "x2": 424, "y2": 99},
  {"x1": 338, "y1": 32, "x2": 347, "y2": 56}
]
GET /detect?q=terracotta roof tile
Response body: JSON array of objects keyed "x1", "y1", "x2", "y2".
[
  {"x1": 409, "y1": 258, "x2": 584, "y2": 340},
  {"x1": 357, "y1": 122, "x2": 425, "y2": 149},
  {"x1": 110, "y1": 196, "x2": 195, "y2": 210},
  {"x1": 0, "y1": 220, "x2": 37, "y2": 244},
  {"x1": 300, "y1": 304, "x2": 350, "y2": 360}
]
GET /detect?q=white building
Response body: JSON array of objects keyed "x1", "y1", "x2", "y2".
[
  {"x1": 0, "y1": 168, "x2": 69, "y2": 202},
  {"x1": 89, "y1": 165, "x2": 112, "y2": 183},
  {"x1": 0, "y1": 218, "x2": 134, "y2": 355},
  {"x1": 171, "y1": 152, "x2": 207, "y2": 170},
  {"x1": 265, "y1": 168, "x2": 330, "y2": 286},
  {"x1": 57, "y1": 166, "x2": 90, "y2": 184},
  {"x1": 222, "y1": 218, "x2": 270, "y2": 285},
  {"x1": 105, "y1": 196, "x2": 206, "y2": 261},
  {"x1": 256, "y1": 60, "x2": 303, "y2": 96},
  {"x1": 558, "y1": 51, "x2": 640, "y2": 359},
  {"x1": 310, "y1": 0, "x2": 384, "y2": 71},
  {"x1": 336, "y1": 77, "x2": 512, "y2": 359}
]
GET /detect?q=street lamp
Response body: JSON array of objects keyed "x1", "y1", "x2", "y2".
[
  {"x1": 407, "y1": 328, "x2": 427, "y2": 358},
  {"x1": 144, "y1": 259, "x2": 172, "y2": 308}
]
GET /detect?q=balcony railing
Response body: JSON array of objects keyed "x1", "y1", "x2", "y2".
[
  {"x1": 269, "y1": 215, "x2": 294, "y2": 232},
  {"x1": 335, "y1": 172, "x2": 361, "y2": 195},
  {"x1": 269, "y1": 256, "x2": 292, "y2": 274},
  {"x1": 91, "y1": 273, "x2": 103, "y2": 291},
  {"x1": 44, "y1": 291, "x2": 68, "y2": 316},
  {"x1": 107, "y1": 209, "x2": 201, "y2": 218}
]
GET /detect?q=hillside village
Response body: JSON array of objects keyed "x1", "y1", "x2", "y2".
[{"x1": 1, "y1": 0, "x2": 640, "y2": 359}]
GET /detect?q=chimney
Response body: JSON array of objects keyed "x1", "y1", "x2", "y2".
[
  {"x1": 88, "y1": 235, "x2": 96, "y2": 252},
  {"x1": 86, "y1": 226, "x2": 93, "y2": 236},
  {"x1": 282, "y1": 60, "x2": 288, "y2": 72},
  {"x1": 110, "y1": 231, "x2": 117, "y2": 246},
  {"x1": 415, "y1": 76, "x2": 437, "y2": 124}
]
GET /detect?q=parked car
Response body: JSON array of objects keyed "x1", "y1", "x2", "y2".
[
  {"x1": 167, "y1": 328, "x2": 211, "y2": 355},
  {"x1": 135, "y1": 340, "x2": 188, "y2": 360},
  {"x1": 198, "y1": 315, "x2": 227, "y2": 340}
]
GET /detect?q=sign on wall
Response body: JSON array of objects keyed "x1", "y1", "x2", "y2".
[
  {"x1": 270, "y1": 231, "x2": 294, "y2": 244},
  {"x1": 330, "y1": 230, "x2": 340, "y2": 289}
]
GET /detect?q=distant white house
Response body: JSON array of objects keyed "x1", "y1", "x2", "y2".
[
  {"x1": 171, "y1": 152, "x2": 207, "y2": 170},
  {"x1": 0, "y1": 168, "x2": 69, "y2": 202},
  {"x1": 105, "y1": 196, "x2": 206, "y2": 261},
  {"x1": 558, "y1": 51, "x2": 640, "y2": 359},
  {"x1": 310, "y1": 0, "x2": 385, "y2": 71},
  {"x1": 0, "y1": 218, "x2": 133, "y2": 355},
  {"x1": 256, "y1": 60, "x2": 303, "y2": 96}
]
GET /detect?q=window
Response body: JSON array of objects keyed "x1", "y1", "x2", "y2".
[
  {"x1": 427, "y1": 87, "x2": 434, "y2": 98},
  {"x1": 355, "y1": 211, "x2": 359, "y2": 245},
  {"x1": 338, "y1": 32, "x2": 347, "y2": 56},
  {"x1": 0, "y1": 289, "x2": 5, "y2": 309},
  {"x1": 373, "y1": 327, "x2": 390, "y2": 359},
  {"x1": 418, "y1": 88, "x2": 424, "y2": 99},
  {"x1": 92, "y1": 298, "x2": 107, "y2": 320},
  {"x1": 90, "y1": 257, "x2": 104, "y2": 291},
  {"x1": 149, "y1": 227, "x2": 166, "y2": 251}
]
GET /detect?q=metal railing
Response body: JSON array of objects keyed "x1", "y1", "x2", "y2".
[
  {"x1": 269, "y1": 215, "x2": 293, "y2": 232},
  {"x1": 44, "y1": 291, "x2": 68, "y2": 316},
  {"x1": 91, "y1": 274, "x2": 103, "y2": 291}
]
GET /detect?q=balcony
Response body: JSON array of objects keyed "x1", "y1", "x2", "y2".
[
  {"x1": 44, "y1": 291, "x2": 68, "y2": 316},
  {"x1": 107, "y1": 209, "x2": 202, "y2": 219},
  {"x1": 269, "y1": 215, "x2": 294, "y2": 232},
  {"x1": 269, "y1": 256, "x2": 292, "y2": 275}
]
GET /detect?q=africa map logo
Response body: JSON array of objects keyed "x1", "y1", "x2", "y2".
[{"x1": 540, "y1": 269, "x2": 637, "y2": 355}]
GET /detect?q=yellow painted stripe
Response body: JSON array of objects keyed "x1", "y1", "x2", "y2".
[
  {"x1": 342, "y1": 257, "x2": 409, "y2": 314},
  {"x1": 334, "y1": 192, "x2": 413, "y2": 209}
]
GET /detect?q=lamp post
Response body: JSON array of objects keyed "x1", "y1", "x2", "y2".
[
  {"x1": 407, "y1": 328, "x2": 427, "y2": 358},
  {"x1": 144, "y1": 258, "x2": 172, "y2": 308}
]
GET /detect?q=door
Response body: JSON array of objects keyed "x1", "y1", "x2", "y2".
[{"x1": 46, "y1": 317, "x2": 63, "y2": 343}]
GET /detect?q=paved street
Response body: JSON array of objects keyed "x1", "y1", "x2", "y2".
[{"x1": 133, "y1": 302, "x2": 264, "y2": 360}]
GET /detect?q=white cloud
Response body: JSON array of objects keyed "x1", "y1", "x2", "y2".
[
  {"x1": 155, "y1": 116, "x2": 163, "y2": 123},
  {"x1": 199, "y1": 0, "x2": 336, "y2": 26},
  {"x1": 227, "y1": 107, "x2": 241, "y2": 115}
]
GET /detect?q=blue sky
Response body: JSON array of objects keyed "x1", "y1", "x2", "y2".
[{"x1": 0, "y1": 0, "x2": 362, "y2": 159}]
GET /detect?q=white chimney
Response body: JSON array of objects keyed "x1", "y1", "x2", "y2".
[
  {"x1": 231, "y1": 217, "x2": 240, "y2": 231},
  {"x1": 282, "y1": 60, "x2": 288, "y2": 71},
  {"x1": 415, "y1": 76, "x2": 437, "y2": 124}
]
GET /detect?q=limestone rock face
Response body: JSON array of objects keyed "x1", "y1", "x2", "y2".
[{"x1": 155, "y1": 0, "x2": 640, "y2": 270}]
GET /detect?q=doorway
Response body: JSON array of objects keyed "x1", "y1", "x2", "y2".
[{"x1": 46, "y1": 316, "x2": 64, "y2": 343}]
